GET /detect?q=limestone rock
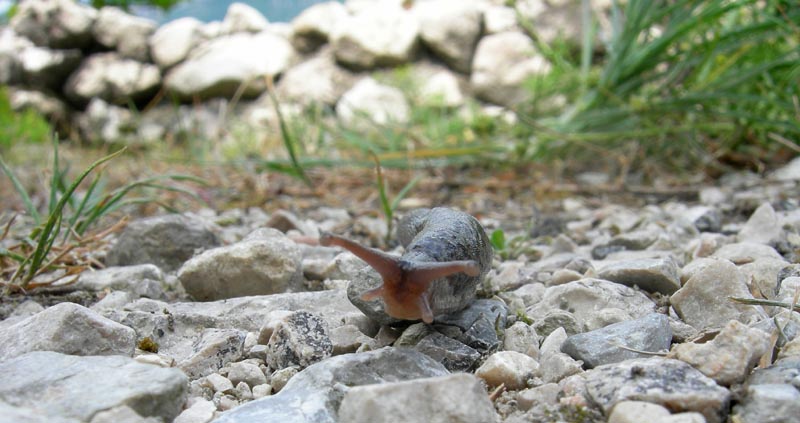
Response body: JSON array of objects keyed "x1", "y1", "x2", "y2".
[
  {"x1": 18, "y1": 45, "x2": 82, "y2": 91},
  {"x1": 10, "y1": 0, "x2": 97, "y2": 49},
  {"x1": 475, "y1": 351, "x2": 540, "y2": 390},
  {"x1": 221, "y1": 3, "x2": 269, "y2": 34},
  {"x1": 332, "y1": 4, "x2": 419, "y2": 69},
  {"x1": 291, "y1": 1, "x2": 349, "y2": 53},
  {"x1": 414, "y1": 331, "x2": 481, "y2": 372},
  {"x1": 336, "y1": 77, "x2": 410, "y2": 127},
  {"x1": 93, "y1": 6, "x2": 156, "y2": 61},
  {"x1": 415, "y1": 0, "x2": 483, "y2": 73},
  {"x1": 609, "y1": 401, "x2": 706, "y2": 423},
  {"x1": 149, "y1": 17, "x2": 205, "y2": 69},
  {"x1": 503, "y1": 321, "x2": 540, "y2": 359},
  {"x1": 277, "y1": 49, "x2": 356, "y2": 106},
  {"x1": 266, "y1": 311, "x2": 332, "y2": 370},
  {"x1": 64, "y1": 52, "x2": 160, "y2": 107},
  {"x1": 738, "y1": 202, "x2": 781, "y2": 245},
  {"x1": 76, "y1": 264, "x2": 166, "y2": 300},
  {"x1": 598, "y1": 257, "x2": 681, "y2": 295}
]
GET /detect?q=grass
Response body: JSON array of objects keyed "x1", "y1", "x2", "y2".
[{"x1": 0, "y1": 87, "x2": 52, "y2": 149}]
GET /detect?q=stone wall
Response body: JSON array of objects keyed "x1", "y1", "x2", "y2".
[{"x1": 0, "y1": 0, "x2": 605, "y2": 146}]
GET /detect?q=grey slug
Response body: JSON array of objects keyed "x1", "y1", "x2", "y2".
[{"x1": 319, "y1": 207, "x2": 492, "y2": 323}]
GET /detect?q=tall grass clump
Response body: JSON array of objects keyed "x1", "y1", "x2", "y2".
[{"x1": 520, "y1": 0, "x2": 800, "y2": 172}]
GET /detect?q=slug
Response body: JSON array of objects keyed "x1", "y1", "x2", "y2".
[{"x1": 320, "y1": 208, "x2": 492, "y2": 323}]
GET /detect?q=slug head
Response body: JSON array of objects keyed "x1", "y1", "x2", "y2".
[{"x1": 319, "y1": 232, "x2": 480, "y2": 323}]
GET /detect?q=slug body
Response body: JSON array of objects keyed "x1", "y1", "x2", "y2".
[{"x1": 320, "y1": 208, "x2": 492, "y2": 323}]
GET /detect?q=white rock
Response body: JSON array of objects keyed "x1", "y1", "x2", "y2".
[
  {"x1": 291, "y1": 1, "x2": 349, "y2": 53},
  {"x1": 332, "y1": 4, "x2": 419, "y2": 69},
  {"x1": 336, "y1": 77, "x2": 410, "y2": 127},
  {"x1": 64, "y1": 52, "x2": 160, "y2": 106},
  {"x1": 277, "y1": 49, "x2": 356, "y2": 106},
  {"x1": 221, "y1": 2, "x2": 269, "y2": 34},
  {"x1": 738, "y1": 202, "x2": 781, "y2": 245},
  {"x1": 609, "y1": 401, "x2": 706, "y2": 423},
  {"x1": 93, "y1": 6, "x2": 156, "y2": 61},
  {"x1": 769, "y1": 156, "x2": 800, "y2": 181},
  {"x1": 205, "y1": 373, "x2": 234, "y2": 394},
  {"x1": 415, "y1": 0, "x2": 483, "y2": 73},
  {"x1": 10, "y1": 0, "x2": 97, "y2": 48},
  {"x1": 503, "y1": 321, "x2": 540, "y2": 359},
  {"x1": 418, "y1": 68, "x2": 465, "y2": 108},
  {"x1": 227, "y1": 362, "x2": 267, "y2": 388},
  {"x1": 251, "y1": 384, "x2": 273, "y2": 398},
  {"x1": 471, "y1": 31, "x2": 550, "y2": 106},
  {"x1": 475, "y1": 350, "x2": 540, "y2": 390},
  {"x1": 482, "y1": 5, "x2": 519, "y2": 34},
  {"x1": 174, "y1": 399, "x2": 216, "y2": 423},
  {"x1": 164, "y1": 31, "x2": 295, "y2": 100},
  {"x1": 149, "y1": 17, "x2": 205, "y2": 69}
]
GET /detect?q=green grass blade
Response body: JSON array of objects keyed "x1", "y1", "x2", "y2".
[{"x1": 0, "y1": 154, "x2": 40, "y2": 224}]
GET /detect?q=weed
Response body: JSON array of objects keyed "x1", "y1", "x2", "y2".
[{"x1": 370, "y1": 151, "x2": 420, "y2": 243}]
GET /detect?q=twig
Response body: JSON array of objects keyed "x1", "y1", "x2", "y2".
[
  {"x1": 729, "y1": 297, "x2": 800, "y2": 312},
  {"x1": 1, "y1": 213, "x2": 17, "y2": 240},
  {"x1": 614, "y1": 343, "x2": 668, "y2": 356},
  {"x1": 767, "y1": 132, "x2": 800, "y2": 154},
  {"x1": 488, "y1": 383, "x2": 506, "y2": 402}
]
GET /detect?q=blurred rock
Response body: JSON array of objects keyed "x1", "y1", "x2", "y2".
[
  {"x1": 336, "y1": 77, "x2": 410, "y2": 127},
  {"x1": 291, "y1": 1, "x2": 349, "y2": 53},
  {"x1": 10, "y1": 0, "x2": 97, "y2": 49},
  {"x1": 64, "y1": 52, "x2": 160, "y2": 107},
  {"x1": 332, "y1": 3, "x2": 419, "y2": 69},
  {"x1": 415, "y1": 0, "x2": 482, "y2": 73},
  {"x1": 220, "y1": 3, "x2": 269, "y2": 35},
  {"x1": 93, "y1": 6, "x2": 156, "y2": 61},
  {"x1": 149, "y1": 17, "x2": 205, "y2": 69}
]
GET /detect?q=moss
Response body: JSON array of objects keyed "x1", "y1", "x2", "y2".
[{"x1": 137, "y1": 336, "x2": 159, "y2": 353}]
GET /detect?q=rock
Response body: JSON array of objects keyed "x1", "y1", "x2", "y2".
[
  {"x1": 669, "y1": 319, "x2": 770, "y2": 386},
  {"x1": 227, "y1": 362, "x2": 267, "y2": 388},
  {"x1": 332, "y1": 4, "x2": 419, "y2": 69},
  {"x1": 670, "y1": 258, "x2": 766, "y2": 330},
  {"x1": 482, "y1": 5, "x2": 518, "y2": 34},
  {"x1": 539, "y1": 351, "x2": 584, "y2": 384},
  {"x1": 64, "y1": 52, "x2": 161, "y2": 107},
  {"x1": 747, "y1": 357, "x2": 800, "y2": 385},
  {"x1": 6, "y1": 87, "x2": 70, "y2": 127},
  {"x1": 711, "y1": 242, "x2": 783, "y2": 264},
  {"x1": 213, "y1": 347, "x2": 448, "y2": 423},
  {"x1": 475, "y1": 351, "x2": 539, "y2": 390},
  {"x1": 251, "y1": 384, "x2": 272, "y2": 399},
  {"x1": 732, "y1": 383, "x2": 800, "y2": 423},
  {"x1": 174, "y1": 399, "x2": 216, "y2": 423},
  {"x1": 561, "y1": 313, "x2": 672, "y2": 368},
  {"x1": 338, "y1": 373, "x2": 499, "y2": 423},
  {"x1": 682, "y1": 205, "x2": 722, "y2": 233},
  {"x1": 471, "y1": 31, "x2": 551, "y2": 106},
  {"x1": 415, "y1": 0, "x2": 483, "y2": 73},
  {"x1": 608, "y1": 401, "x2": 706, "y2": 423},
  {"x1": 330, "y1": 324, "x2": 368, "y2": 355},
  {"x1": 149, "y1": 17, "x2": 205, "y2": 69},
  {"x1": 412, "y1": 64, "x2": 466, "y2": 108},
  {"x1": 291, "y1": 1, "x2": 349, "y2": 53},
  {"x1": 277, "y1": 49, "x2": 356, "y2": 106},
  {"x1": 266, "y1": 311, "x2": 332, "y2": 370},
  {"x1": 93, "y1": 6, "x2": 156, "y2": 61},
  {"x1": 740, "y1": 258, "x2": 790, "y2": 301},
  {"x1": 0, "y1": 351, "x2": 187, "y2": 422},
  {"x1": 164, "y1": 31, "x2": 294, "y2": 100},
  {"x1": 516, "y1": 383, "x2": 560, "y2": 411},
  {"x1": 106, "y1": 214, "x2": 220, "y2": 272},
  {"x1": 526, "y1": 278, "x2": 657, "y2": 332},
  {"x1": 18, "y1": 45, "x2": 82, "y2": 91},
  {"x1": 336, "y1": 77, "x2": 410, "y2": 127},
  {"x1": 206, "y1": 373, "x2": 234, "y2": 394},
  {"x1": 178, "y1": 228, "x2": 303, "y2": 301},
  {"x1": 738, "y1": 202, "x2": 781, "y2": 245},
  {"x1": 179, "y1": 328, "x2": 246, "y2": 378},
  {"x1": 503, "y1": 321, "x2": 540, "y2": 359},
  {"x1": 0, "y1": 302, "x2": 135, "y2": 361},
  {"x1": 220, "y1": 3, "x2": 269, "y2": 34},
  {"x1": 770, "y1": 156, "x2": 800, "y2": 181},
  {"x1": 583, "y1": 357, "x2": 731, "y2": 423},
  {"x1": 76, "y1": 264, "x2": 167, "y2": 299},
  {"x1": 434, "y1": 298, "x2": 507, "y2": 351},
  {"x1": 0, "y1": 29, "x2": 30, "y2": 85},
  {"x1": 533, "y1": 309, "x2": 583, "y2": 337},
  {"x1": 73, "y1": 97, "x2": 140, "y2": 145},
  {"x1": 414, "y1": 331, "x2": 481, "y2": 372},
  {"x1": 10, "y1": 0, "x2": 97, "y2": 49},
  {"x1": 597, "y1": 257, "x2": 681, "y2": 295}
]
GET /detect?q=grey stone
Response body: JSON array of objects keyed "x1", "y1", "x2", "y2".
[
  {"x1": 89, "y1": 405, "x2": 163, "y2": 423},
  {"x1": 179, "y1": 328, "x2": 246, "y2": 379},
  {"x1": 503, "y1": 321, "x2": 540, "y2": 359},
  {"x1": 266, "y1": 311, "x2": 332, "y2": 370},
  {"x1": 738, "y1": 202, "x2": 781, "y2": 245},
  {"x1": 178, "y1": 228, "x2": 303, "y2": 301},
  {"x1": 608, "y1": 401, "x2": 706, "y2": 423},
  {"x1": 747, "y1": 357, "x2": 800, "y2": 386},
  {"x1": 516, "y1": 383, "x2": 560, "y2": 411},
  {"x1": 330, "y1": 324, "x2": 369, "y2": 355},
  {"x1": 740, "y1": 258, "x2": 791, "y2": 300},
  {"x1": 669, "y1": 319, "x2": 770, "y2": 386},
  {"x1": 583, "y1": 357, "x2": 731, "y2": 423},
  {"x1": 0, "y1": 351, "x2": 187, "y2": 422},
  {"x1": 164, "y1": 32, "x2": 294, "y2": 100},
  {"x1": 227, "y1": 362, "x2": 267, "y2": 388},
  {"x1": 6, "y1": 88, "x2": 70, "y2": 128},
  {"x1": 414, "y1": 331, "x2": 481, "y2": 372},
  {"x1": 712, "y1": 242, "x2": 783, "y2": 264},
  {"x1": 93, "y1": 6, "x2": 156, "y2": 61},
  {"x1": 220, "y1": 3, "x2": 269, "y2": 34},
  {"x1": 73, "y1": 97, "x2": 135, "y2": 145},
  {"x1": 539, "y1": 352, "x2": 583, "y2": 384},
  {"x1": 418, "y1": 67, "x2": 466, "y2": 107},
  {"x1": 434, "y1": 298, "x2": 507, "y2": 352},
  {"x1": 332, "y1": 3, "x2": 419, "y2": 69},
  {"x1": 770, "y1": 156, "x2": 800, "y2": 182},
  {"x1": 415, "y1": 0, "x2": 483, "y2": 73},
  {"x1": 597, "y1": 257, "x2": 681, "y2": 295},
  {"x1": 106, "y1": 214, "x2": 220, "y2": 272},
  {"x1": 562, "y1": 313, "x2": 672, "y2": 368},
  {"x1": 336, "y1": 77, "x2": 410, "y2": 128},
  {"x1": 670, "y1": 258, "x2": 767, "y2": 330},
  {"x1": 475, "y1": 350, "x2": 539, "y2": 390},
  {"x1": 64, "y1": 52, "x2": 161, "y2": 107},
  {"x1": 213, "y1": 347, "x2": 448, "y2": 423},
  {"x1": 76, "y1": 264, "x2": 166, "y2": 299},
  {"x1": 18, "y1": 45, "x2": 82, "y2": 91},
  {"x1": 682, "y1": 205, "x2": 722, "y2": 233},
  {"x1": 277, "y1": 48, "x2": 357, "y2": 106},
  {"x1": 290, "y1": 1, "x2": 349, "y2": 53},
  {"x1": 206, "y1": 373, "x2": 234, "y2": 394},
  {"x1": 174, "y1": 399, "x2": 216, "y2": 423},
  {"x1": 533, "y1": 309, "x2": 583, "y2": 337},
  {"x1": 149, "y1": 17, "x2": 205, "y2": 69},
  {"x1": 732, "y1": 384, "x2": 800, "y2": 423},
  {"x1": 526, "y1": 278, "x2": 657, "y2": 332},
  {"x1": 338, "y1": 373, "x2": 499, "y2": 423},
  {"x1": 0, "y1": 302, "x2": 135, "y2": 361},
  {"x1": 471, "y1": 31, "x2": 551, "y2": 106},
  {"x1": 10, "y1": 0, "x2": 97, "y2": 49},
  {"x1": 0, "y1": 401, "x2": 80, "y2": 423}
]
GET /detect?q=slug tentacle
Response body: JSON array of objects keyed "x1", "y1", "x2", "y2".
[{"x1": 319, "y1": 232, "x2": 401, "y2": 284}]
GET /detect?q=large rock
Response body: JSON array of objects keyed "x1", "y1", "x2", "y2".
[
  {"x1": 277, "y1": 49, "x2": 357, "y2": 106},
  {"x1": 0, "y1": 302, "x2": 136, "y2": 361},
  {"x1": 561, "y1": 313, "x2": 672, "y2": 368},
  {"x1": 583, "y1": 358, "x2": 731, "y2": 423},
  {"x1": 93, "y1": 6, "x2": 156, "y2": 61},
  {"x1": 105, "y1": 214, "x2": 220, "y2": 273},
  {"x1": 18, "y1": 45, "x2": 82, "y2": 91},
  {"x1": 336, "y1": 77, "x2": 410, "y2": 127},
  {"x1": 178, "y1": 229, "x2": 303, "y2": 301},
  {"x1": 73, "y1": 97, "x2": 136, "y2": 145},
  {"x1": 338, "y1": 373, "x2": 499, "y2": 423},
  {"x1": 290, "y1": 1, "x2": 349, "y2": 53},
  {"x1": 0, "y1": 28, "x2": 30, "y2": 85},
  {"x1": 63, "y1": 52, "x2": 161, "y2": 107},
  {"x1": 471, "y1": 31, "x2": 551, "y2": 106},
  {"x1": 164, "y1": 31, "x2": 295, "y2": 100},
  {"x1": 149, "y1": 17, "x2": 205, "y2": 69},
  {"x1": 10, "y1": 0, "x2": 97, "y2": 49},
  {"x1": 266, "y1": 310, "x2": 333, "y2": 370},
  {"x1": 220, "y1": 2, "x2": 270, "y2": 35},
  {"x1": 76, "y1": 264, "x2": 167, "y2": 300},
  {"x1": 597, "y1": 257, "x2": 681, "y2": 295},
  {"x1": 7, "y1": 87, "x2": 70, "y2": 128},
  {"x1": 415, "y1": 0, "x2": 483, "y2": 73},
  {"x1": 737, "y1": 202, "x2": 781, "y2": 245},
  {"x1": 0, "y1": 351, "x2": 187, "y2": 422},
  {"x1": 213, "y1": 347, "x2": 449, "y2": 423},
  {"x1": 670, "y1": 258, "x2": 767, "y2": 330},
  {"x1": 332, "y1": 4, "x2": 419, "y2": 69},
  {"x1": 475, "y1": 351, "x2": 540, "y2": 390}
]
